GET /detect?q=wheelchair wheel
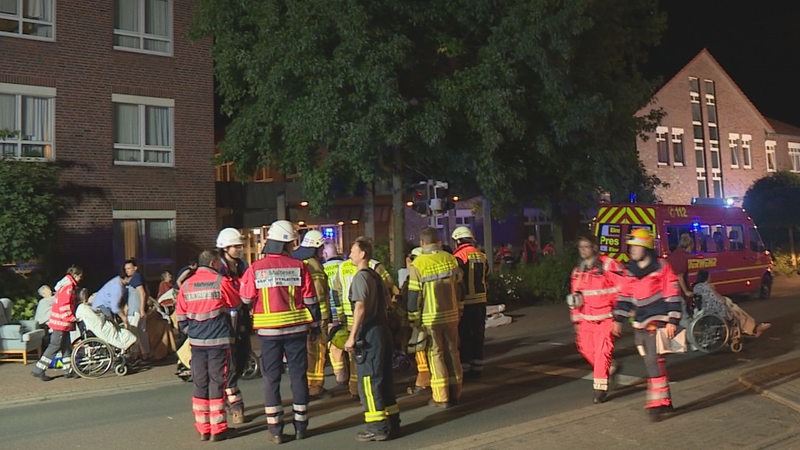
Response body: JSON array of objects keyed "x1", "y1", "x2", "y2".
[
  {"x1": 115, "y1": 363, "x2": 128, "y2": 376},
  {"x1": 241, "y1": 351, "x2": 260, "y2": 379},
  {"x1": 690, "y1": 314, "x2": 730, "y2": 354},
  {"x1": 72, "y1": 337, "x2": 114, "y2": 379}
]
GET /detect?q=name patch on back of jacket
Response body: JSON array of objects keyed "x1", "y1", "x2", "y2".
[{"x1": 255, "y1": 268, "x2": 301, "y2": 288}]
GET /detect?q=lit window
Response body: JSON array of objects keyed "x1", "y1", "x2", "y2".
[
  {"x1": 112, "y1": 210, "x2": 176, "y2": 285},
  {"x1": 0, "y1": 0, "x2": 54, "y2": 39},
  {"x1": 0, "y1": 83, "x2": 55, "y2": 160},
  {"x1": 789, "y1": 143, "x2": 800, "y2": 173},
  {"x1": 114, "y1": 0, "x2": 172, "y2": 55},
  {"x1": 113, "y1": 94, "x2": 174, "y2": 166},
  {"x1": 741, "y1": 135, "x2": 752, "y2": 168}
]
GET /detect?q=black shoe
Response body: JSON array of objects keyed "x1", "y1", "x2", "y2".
[
  {"x1": 593, "y1": 390, "x2": 607, "y2": 404},
  {"x1": 32, "y1": 371, "x2": 52, "y2": 382},
  {"x1": 269, "y1": 433, "x2": 283, "y2": 445},
  {"x1": 648, "y1": 405, "x2": 674, "y2": 422},
  {"x1": 428, "y1": 399, "x2": 452, "y2": 409},
  {"x1": 406, "y1": 385, "x2": 428, "y2": 396},
  {"x1": 199, "y1": 433, "x2": 210, "y2": 441},
  {"x1": 295, "y1": 430, "x2": 306, "y2": 440},
  {"x1": 356, "y1": 430, "x2": 389, "y2": 442},
  {"x1": 211, "y1": 429, "x2": 236, "y2": 442}
]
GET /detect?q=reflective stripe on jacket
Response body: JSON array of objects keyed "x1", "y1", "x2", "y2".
[
  {"x1": 176, "y1": 267, "x2": 241, "y2": 347},
  {"x1": 408, "y1": 245, "x2": 463, "y2": 326},
  {"x1": 240, "y1": 253, "x2": 319, "y2": 336},
  {"x1": 614, "y1": 259, "x2": 682, "y2": 329},
  {"x1": 334, "y1": 259, "x2": 391, "y2": 317},
  {"x1": 570, "y1": 255, "x2": 622, "y2": 323},
  {"x1": 49, "y1": 274, "x2": 79, "y2": 332},
  {"x1": 453, "y1": 243, "x2": 489, "y2": 305}
]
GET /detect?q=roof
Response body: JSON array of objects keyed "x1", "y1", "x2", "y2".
[{"x1": 765, "y1": 117, "x2": 800, "y2": 137}]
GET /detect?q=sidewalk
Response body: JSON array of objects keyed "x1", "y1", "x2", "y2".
[{"x1": 3, "y1": 278, "x2": 800, "y2": 449}]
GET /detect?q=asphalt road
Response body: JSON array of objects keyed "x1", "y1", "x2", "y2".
[{"x1": 2, "y1": 282, "x2": 798, "y2": 449}]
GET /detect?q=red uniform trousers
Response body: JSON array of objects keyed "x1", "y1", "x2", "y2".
[{"x1": 575, "y1": 318, "x2": 615, "y2": 391}]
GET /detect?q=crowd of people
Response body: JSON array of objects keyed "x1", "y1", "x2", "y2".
[{"x1": 28, "y1": 222, "x2": 772, "y2": 439}]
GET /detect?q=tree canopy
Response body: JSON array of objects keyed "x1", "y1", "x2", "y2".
[
  {"x1": 192, "y1": 0, "x2": 665, "y2": 214},
  {"x1": 0, "y1": 156, "x2": 62, "y2": 264},
  {"x1": 743, "y1": 171, "x2": 800, "y2": 229}
]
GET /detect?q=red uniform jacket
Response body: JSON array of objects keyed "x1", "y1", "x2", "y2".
[{"x1": 570, "y1": 255, "x2": 623, "y2": 323}]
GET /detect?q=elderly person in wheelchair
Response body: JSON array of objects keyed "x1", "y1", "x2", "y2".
[{"x1": 689, "y1": 270, "x2": 771, "y2": 353}]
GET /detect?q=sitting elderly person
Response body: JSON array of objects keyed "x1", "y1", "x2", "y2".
[{"x1": 693, "y1": 270, "x2": 771, "y2": 337}]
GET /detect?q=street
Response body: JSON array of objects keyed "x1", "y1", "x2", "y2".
[{"x1": 2, "y1": 278, "x2": 800, "y2": 449}]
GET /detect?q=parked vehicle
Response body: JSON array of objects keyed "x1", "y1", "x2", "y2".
[{"x1": 593, "y1": 203, "x2": 773, "y2": 298}]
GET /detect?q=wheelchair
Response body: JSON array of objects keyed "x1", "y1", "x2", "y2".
[
  {"x1": 687, "y1": 295, "x2": 744, "y2": 354},
  {"x1": 70, "y1": 320, "x2": 132, "y2": 379}
]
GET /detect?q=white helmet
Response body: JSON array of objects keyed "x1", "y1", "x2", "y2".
[
  {"x1": 267, "y1": 220, "x2": 298, "y2": 242},
  {"x1": 300, "y1": 230, "x2": 324, "y2": 248},
  {"x1": 452, "y1": 226, "x2": 474, "y2": 241},
  {"x1": 216, "y1": 228, "x2": 243, "y2": 248}
]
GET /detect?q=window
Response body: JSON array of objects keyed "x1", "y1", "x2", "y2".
[
  {"x1": 766, "y1": 140, "x2": 776, "y2": 172},
  {"x1": 693, "y1": 125, "x2": 704, "y2": 140},
  {"x1": 114, "y1": 0, "x2": 171, "y2": 55},
  {"x1": 705, "y1": 94, "x2": 717, "y2": 124},
  {"x1": 696, "y1": 224, "x2": 725, "y2": 253},
  {"x1": 254, "y1": 165, "x2": 275, "y2": 182},
  {"x1": 656, "y1": 126, "x2": 669, "y2": 165},
  {"x1": 0, "y1": 0, "x2": 53, "y2": 39},
  {"x1": 726, "y1": 225, "x2": 745, "y2": 251},
  {"x1": 112, "y1": 210, "x2": 176, "y2": 287},
  {"x1": 0, "y1": 83, "x2": 55, "y2": 160},
  {"x1": 671, "y1": 128, "x2": 685, "y2": 165},
  {"x1": 742, "y1": 135, "x2": 752, "y2": 168},
  {"x1": 729, "y1": 133, "x2": 740, "y2": 168},
  {"x1": 689, "y1": 77, "x2": 700, "y2": 93},
  {"x1": 113, "y1": 94, "x2": 174, "y2": 166},
  {"x1": 789, "y1": 143, "x2": 800, "y2": 173},
  {"x1": 696, "y1": 171, "x2": 708, "y2": 198},
  {"x1": 215, "y1": 162, "x2": 234, "y2": 181},
  {"x1": 749, "y1": 226, "x2": 765, "y2": 252},
  {"x1": 666, "y1": 225, "x2": 695, "y2": 253},
  {"x1": 708, "y1": 125, "x2": 718, "y2": 141}
]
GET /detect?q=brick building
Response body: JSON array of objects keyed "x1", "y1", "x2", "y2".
[
  {"x1": 637, "y1": 49, "x2": 800, "y2": 205},
  {"x1": 0, "y1": 1, "x2": 215, "y2": 289}
]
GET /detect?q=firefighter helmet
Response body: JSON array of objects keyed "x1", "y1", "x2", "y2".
[
  {"x1": 216, "y1": 228, "x2": 243, "y2": 248},
  {"x1": 267, "y1": 220, "x2": 297, "y2": 242},
  {"x1": 300, "y1": 230, "x2": 324, "y2": 248},
  {"x1": 451, "y1": 226, "x2": 474, "y2": 241},
  {"x1": 626, "y1": 228, "x2": 654, "y2": 249}
]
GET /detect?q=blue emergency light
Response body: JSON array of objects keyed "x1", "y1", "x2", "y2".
[{"x1": 322, "y1": 227, "x2": 335, "y2": 239}]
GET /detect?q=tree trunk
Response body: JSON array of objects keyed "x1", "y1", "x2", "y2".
[
  {"x1": 364, "y1": 181, "x2": 375, "y2": 239},
  {"x1": 391, "y1": 173, "x2": 405, "y2": 270}
]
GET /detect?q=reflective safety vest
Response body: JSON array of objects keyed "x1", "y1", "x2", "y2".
[
  {"x1": 408, "y1": 247, "x2": 462, "y2": 326},
  {"x1": 614, "y1": 259, "x2": 682, "y2": 329},
  {"x1": 334, "y1": 259, "x2": 392, "y2": 317},
  {"x1": 570, "y1": 255, "x2": 622, "y2": 323},
  {"x1": 304, "y1": 257, "x2": 330, "y2": 321},
  {"x1": 453, "y1": 243, "x2": 489, "y2": 305},
  {"x1": 240, "y1": 253, "x2": 318, "y2": 336},
  {"x1": 176, "y1": 267, "x2": 241, "y2": 347}
]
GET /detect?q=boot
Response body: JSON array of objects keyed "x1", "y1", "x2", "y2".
[{"x1": 593, "y1": 390, "x2": 607, "y2": 404}]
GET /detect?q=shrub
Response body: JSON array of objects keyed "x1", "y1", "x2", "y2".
[
  {"x1": 770, "y1": 250, "x2": 798, "y2": 277},
  {"x1": 488, "y1": 248, "x2": 577, "y2": 305},
  {"x1": 0, "y1": 268, "x2": 48, "y2": 320},
  {"x1": 10, "y1": 296, "x2": 38, "y2": 321}
]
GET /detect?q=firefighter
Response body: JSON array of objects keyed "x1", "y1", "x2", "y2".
[
  {"x1": 612, "y1": 228, "x2": 682, "y2": 422},
  {"x1": 344, "y1": 237, "x2": 401, "y2": 441},
  {"x1": 402, "y1": 247, "x2": 430, "y2": 395},
  {"x1": 451, "y1": 226, "x2": 489, "y2": 379},
  {"x1": 175, "y1": 250, "x2": 240, "y2": 442},
  {"x1": 569, "y1": 235, "x2": 624, "y2": 404},
  {"x1": 331, "y1": 246, "x2": 396, "y2": 398},
  {"x1": 216, "y1": 227, "x2": 249, "y2": 424},
  {"x1": 322, "y1": 239, "x2": 348, "y2": 387},
  {"x1": 408, "y1": 227, "x2": 463, "y2": 408},
  {"x1": 291, "y1": 229, "x2": 331, "y2": 398},
  {"x1": 240, "y1": 220, "x2": 321, "y2": 444}
]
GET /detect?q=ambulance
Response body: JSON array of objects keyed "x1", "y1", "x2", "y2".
[{"x1": 593, "y1": 203, "x2": 773, "y2": 298}]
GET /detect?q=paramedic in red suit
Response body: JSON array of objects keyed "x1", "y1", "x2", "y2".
[
  {"x1": 569, "y1": 236, "x2": 623, "y2": 404},
  {"x1": 612, "y1": 228, "x2": 682, "y2": 422},
  {"x1": 176, "y1": 250, "x2": 241, "y2": 442}
]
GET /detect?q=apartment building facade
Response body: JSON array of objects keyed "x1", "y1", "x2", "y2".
[
  {"x1": 637, "y1": 49, "x2": 800, "y2": 205},
  {"x1": 0, "y1": 0, "x2": 215, "y2": 289}
]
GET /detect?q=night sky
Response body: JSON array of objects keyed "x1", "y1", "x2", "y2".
[{"x1": 650, "y1": 1, "x2": 800, "y2": 126}]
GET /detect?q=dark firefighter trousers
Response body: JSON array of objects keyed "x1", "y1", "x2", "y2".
[{"x1": 356, "y1": 324, "x2": 400, "y2": 435}]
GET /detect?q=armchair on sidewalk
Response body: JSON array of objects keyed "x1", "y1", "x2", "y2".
[{"x1": 0, "y1": 298, "x2": 45, "y2": 365}]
